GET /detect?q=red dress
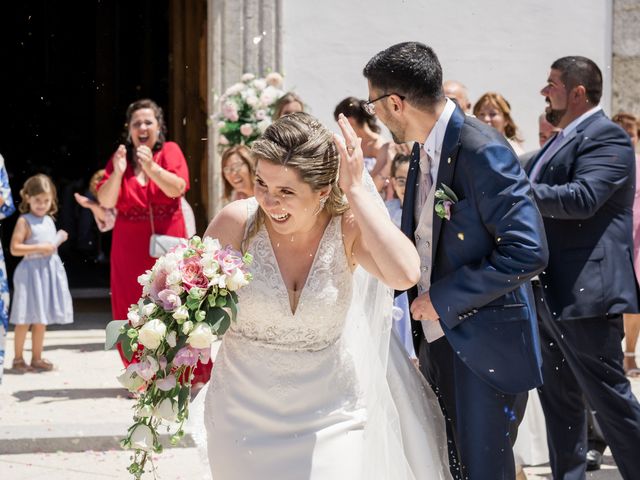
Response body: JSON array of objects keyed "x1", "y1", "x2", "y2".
[{"x1": 98, "y1": 142, "x2": 212, "y2": 384}]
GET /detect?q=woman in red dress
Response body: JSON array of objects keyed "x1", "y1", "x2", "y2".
[{"x1": 97, "y1": 99, "x2": 212, "y2": 385}]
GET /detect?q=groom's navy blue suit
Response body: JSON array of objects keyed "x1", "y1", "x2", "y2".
[
  {"x1": 401, "y1": 106, "x2": 549, "y2": 479},
  {"x1": 525, "y1": 109, "x2": 640, "y2": 480}
]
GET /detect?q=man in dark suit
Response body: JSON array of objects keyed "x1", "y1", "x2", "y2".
[
  {"x1": 526, "y1": 55, "x2": 640, "y2": 480},
  {"x1": 363, "y1": 42, "x2": 549, "y2": 480}
]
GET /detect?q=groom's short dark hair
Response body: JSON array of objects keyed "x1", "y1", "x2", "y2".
[{"x1": 363, "y1": 42, "x2": 444, "y2": 112}]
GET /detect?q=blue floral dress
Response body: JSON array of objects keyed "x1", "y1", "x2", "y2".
[{"x1": 0, "y1": 154, "x2": 16, "y2": 383}]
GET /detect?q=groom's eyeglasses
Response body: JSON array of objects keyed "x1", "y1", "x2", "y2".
[{"x1": 363, "y1": 93, "x2": 406, "y2": 116}]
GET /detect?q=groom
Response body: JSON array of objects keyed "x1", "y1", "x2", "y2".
[{"x1": 363, "y1": 42, "x2": 549, "y2": 479}]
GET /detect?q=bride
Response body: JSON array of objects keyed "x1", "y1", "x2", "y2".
[{"x1": 201, "y1": 112, "x2": 451, "y2": 479}]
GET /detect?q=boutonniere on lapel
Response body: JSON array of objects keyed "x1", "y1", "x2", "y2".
[{"x1": 434, "y1": 183, "x2": 459, "y2": 221}]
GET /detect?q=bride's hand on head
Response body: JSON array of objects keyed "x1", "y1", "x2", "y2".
[{"x1": 334, "y1": 113, "x2": 364, "y2": 193}]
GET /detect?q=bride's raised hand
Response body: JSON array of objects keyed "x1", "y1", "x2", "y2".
[{"x1": 334, "y1": 113, "x2": 364, "y2": 193}]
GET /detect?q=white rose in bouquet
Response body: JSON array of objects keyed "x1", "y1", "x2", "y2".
[
  {"x1": 187, "y1": 323, "x2": 215, "y2": 349},
  {"x1": 138, "y1": 319, "x2": 167, "y2": 350},
  {"x1": 241, "y1": 72, "x2": 255, "y2": 82},
  {"x1": 130, "y1": 424, "x2": 154, "y2": 451}
]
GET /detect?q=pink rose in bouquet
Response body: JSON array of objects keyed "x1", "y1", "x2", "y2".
[{"x1": 180, "y1": 256, "x2": 209, "y2": 292}]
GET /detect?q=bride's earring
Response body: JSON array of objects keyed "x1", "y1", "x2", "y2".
[{"x1": 313, "y1": 196, "x2": 328, "y2": 216}]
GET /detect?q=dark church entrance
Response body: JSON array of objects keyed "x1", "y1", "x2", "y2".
[{"x1": 0, "y1": 1, "x2": 208, "y2": 296}]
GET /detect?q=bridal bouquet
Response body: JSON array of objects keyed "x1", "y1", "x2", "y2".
[
  {"x1": 215, "y1": 71, "x2": 285, "y2": 149},
  {"x1": 105, "y1": 236, "x2": 252, "y2": 479}
]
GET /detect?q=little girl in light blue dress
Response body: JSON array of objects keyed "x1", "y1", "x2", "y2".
[{"x1": 9, "y1": 174, "x2": 73, "y2": 372}]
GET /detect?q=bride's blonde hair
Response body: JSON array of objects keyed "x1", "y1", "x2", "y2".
[{"x1": 246, "y1": 112, "x2": 349, "y2": 244}]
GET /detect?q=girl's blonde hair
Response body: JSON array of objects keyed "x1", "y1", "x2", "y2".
[{"x1": 19, "y1": 174, "x2": 58, "y2": 216}]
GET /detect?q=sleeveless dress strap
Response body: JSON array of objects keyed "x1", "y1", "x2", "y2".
[{"x1": 242, "y1": 198, "x2": 260, "y2": 252}]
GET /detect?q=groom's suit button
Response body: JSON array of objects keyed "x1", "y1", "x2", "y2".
[
  {"x1": 426, "y1": 241, "x2": 431, "y2": 248},
  {"x1": 416, "y1": 234, "x2": 421, "y2": 240},
  {"x1": 421, "y1": 266, "x2": 429, "y2": 272}
]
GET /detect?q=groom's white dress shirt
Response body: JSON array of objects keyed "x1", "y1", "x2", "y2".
[{"x1": 414, "y1": 98, "x2": 456, "y2": 343}]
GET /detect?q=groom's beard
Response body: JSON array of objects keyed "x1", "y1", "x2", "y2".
[
  {"x1": 391, "y1": 130, "x2": 404, "y2": 144},
  {"x1": 388, "y1": 123, "x2": 406, "y2": 144}
]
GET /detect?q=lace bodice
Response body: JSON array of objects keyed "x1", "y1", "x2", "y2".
[{"x1": 229, "y1": 199, "x2": 353, "y2": 351}]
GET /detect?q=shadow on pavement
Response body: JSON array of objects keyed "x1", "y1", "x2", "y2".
[
  {"x1": 43, "y1": 342, "x2": 105, "y2": 352},
  {"x1": 12, "y1": 387, "x2": 127, "y2": 402}
]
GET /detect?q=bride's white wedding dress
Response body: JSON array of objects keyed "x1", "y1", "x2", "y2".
[{"x1": 202, "y1": 198, "x2": 451, "y2": 479}]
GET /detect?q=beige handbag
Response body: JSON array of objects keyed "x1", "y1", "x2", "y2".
[{"x1": 148, "y1": 205, "x2": 183, "y2": 258}]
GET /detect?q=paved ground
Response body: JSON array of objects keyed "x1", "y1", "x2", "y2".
[{"x1": 1, "y1": 298, "x2": 637, "y2": 479}]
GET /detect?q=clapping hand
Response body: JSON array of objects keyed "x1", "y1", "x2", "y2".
[
  {"x1": 136, "y1": 145, "x2": 154, "y2": 171},
  {"x1": 334, "y1": 113, "x2": 364, "y2": 193},
  {"x1": 113, "y1": 145, "x2": 127, "y2": 176}
]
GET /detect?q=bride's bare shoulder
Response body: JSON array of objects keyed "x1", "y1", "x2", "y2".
[{"x1": 203, "y1": 199, "x2": 251, "y2": 250}]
